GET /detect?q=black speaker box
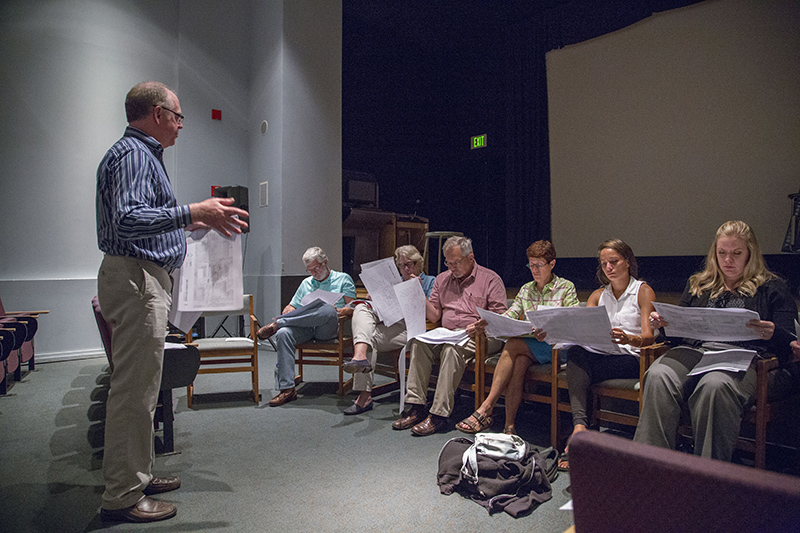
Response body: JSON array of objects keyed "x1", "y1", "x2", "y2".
[{"x1": 213, "y1": 185, "x2": 250, "y2": 233}]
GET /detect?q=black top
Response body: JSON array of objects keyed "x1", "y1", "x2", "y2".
[{"x1": 672, "y1": 277, "x2": 797, "y2": 364}]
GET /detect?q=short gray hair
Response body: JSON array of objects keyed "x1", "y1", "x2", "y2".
[
  {"x1": 442, "y1": 236, "x2": 472, "y2": 257},
  {"x1": 394, "y1": 245, "x2": 423, "y2": 268},
  {"x1": 302, "y1": 246, "x2": 328, "y2": 266},
  {"x1": 125, "y1": 81, "x2": 174, "y2": 123}
]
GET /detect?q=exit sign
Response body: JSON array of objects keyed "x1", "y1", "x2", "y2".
[{"x1": 471, "y1": 134, "x2": 487, "y2": 149}]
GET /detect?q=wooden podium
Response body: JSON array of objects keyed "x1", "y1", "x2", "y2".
[{"x1": 342, "y1": 208, "x2": 428, "y2": 275}]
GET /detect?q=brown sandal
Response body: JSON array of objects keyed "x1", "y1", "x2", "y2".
[{"x1": 456, "y1": 411, "x2": 492, "y2": 434}]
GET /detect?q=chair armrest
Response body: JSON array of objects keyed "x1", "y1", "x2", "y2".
[
  {"x1": 337, "y1": 315, "x2": 352, "y2": 343},
  {"x1": 640, "y1": 343, "x2": 668, "y2": 372},
  {"x1": 249, "y1": 313, "x2": 259, "y2": 340},
  {"x1": 5, "y1": 310, "x2": 49, "y2": 316},
  {"x1": 474, "y1": 330, "x2": 487, "y2": 371}
]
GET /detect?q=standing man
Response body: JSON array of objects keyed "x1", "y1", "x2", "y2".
[
  {"x1": 257, "y1": 247, "x2": 356, "y2": 406},
  {"x1": 96, "y1": 81, "x2": 248, "y2": 523},
  {"x1": 392, "y1": 236, "x2": 507, "y2": 436}
]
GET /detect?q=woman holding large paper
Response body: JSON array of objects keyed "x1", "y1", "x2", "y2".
[
  {"x1": 456, "y1": 240, "x2": 579, "y2": 434},
  {"x1": 559, "y1": 239, "x2": 656, "y2": 469},
  {"x1": 634, "y1": 220, "x2": 797, "y2": 461}
]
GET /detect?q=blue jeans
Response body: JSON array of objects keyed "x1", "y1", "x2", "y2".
[{"x1": 273, "y1": 302, "x2": 339, "y2": 390}]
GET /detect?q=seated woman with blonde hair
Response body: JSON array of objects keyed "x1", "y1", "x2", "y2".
[
  {"x1": 634, "y1": 220, "x2": 797, "y2": 462},
  {"x1": 456, "y1": 240, "x2": 579, "y2": 434}
]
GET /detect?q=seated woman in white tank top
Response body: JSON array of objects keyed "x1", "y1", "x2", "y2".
[{"x1": 549, "y1": 239, "x2": 656, "y2": 471}]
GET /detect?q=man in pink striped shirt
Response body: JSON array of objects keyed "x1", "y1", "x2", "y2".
[{"x1": 392, "y1": 236, "x2": 507, "y2": 436}]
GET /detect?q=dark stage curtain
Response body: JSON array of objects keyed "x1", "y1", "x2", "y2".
[{"x1": 500, "y1": 0, "x2": 704, "y2": 287}]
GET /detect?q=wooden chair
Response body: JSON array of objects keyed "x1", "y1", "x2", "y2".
[
  {"x1": 551, "y1": 343, "x2": 667, "y2": 449},
  {"x1": 294, "y1": 316, "x2": 354, "y2": 396},
  {"x1": 367, "y1": 347, "x2": 404, "y2": 398},
  {"x1": 675, "y1": 349, "x2": 800, "y2": 469},
  {"x1": 589, "y1": 343, "x2": 668, "y2": 428},
  {"x1": 185, "y1": 294, "x2": 260, "y2": 407},
  {"x1": 474, "y1": 330, "x2": 561, "y2": 448},
  {"x1": 738, "y1": 351, "x2": 800, "y2": 468}
]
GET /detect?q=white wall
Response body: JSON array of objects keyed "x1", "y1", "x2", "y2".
[
  {"x1": 548, "y1": 0, "x2": 800, "y2": 257},
  {"x1": 0, "y1": 0, "x2": 342, "y2": 361},
  {"x1": 281, "y1": 0, "x2": 343, "y2": 272}
]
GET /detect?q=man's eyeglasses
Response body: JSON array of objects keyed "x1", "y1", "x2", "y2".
[
  {"x1": 307, "y1": 263, "x2": 325, "y2": 275},
  {"x1": 154, "y1": 105, "x2": 184, "y2": 124},
  {"x1": 445, "y1": 257, "x2": 469, "y2": 268}
]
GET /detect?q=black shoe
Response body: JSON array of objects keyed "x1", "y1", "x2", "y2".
[
  {"x1": 342, "y1": 358, "x2": 373, "y2": 374},
  {"x1": 343, "y1": 400, "x2": 373, "y2": 415}
]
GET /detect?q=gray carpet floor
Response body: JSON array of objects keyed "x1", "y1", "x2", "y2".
[{"x1": 0, "y1": 346, "x2": 576, "y2": 532}]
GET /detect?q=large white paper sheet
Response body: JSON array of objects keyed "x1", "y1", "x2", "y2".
[
  {"x1": 359, "y1": 258, "x2": 404, "y2": 326},
  {"x1": 477, "y1": 308, "x2": 533, "y2": 339},
  {"x1": 687, "y1": 348, "x2": 757, "y2": 376},
  {"x1": 526, "y1": 306, "x2": 621, "y2": 354},
  {"x1": 394, "y1": 279, "x2": 427, "y2": 340},
  {"x1": 280, "y1": 298, "x2": 327, "y2": 320},
  {"x1": 168, "y1": 267, "x2": 202, "y2": 333},
  {"x1": 176, "y1": 230, "x2": 243, "y2": 311},
  {"x1": 653, "y1": 302, "x2": 761, "y2": 342},
  {"x1": 393, "y1": 278, "x2": 428, "y2": 412},
  {"x1": 414, "y1": 327, "x2": 471, "y2": 346},
  {"x1": 300, "y1": 289, "x2": 343, "y2": 308}
]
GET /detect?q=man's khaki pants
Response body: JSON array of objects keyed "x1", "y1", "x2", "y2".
[{"x1": 98, "y1": 255, "x2": 171, "y2": 510}]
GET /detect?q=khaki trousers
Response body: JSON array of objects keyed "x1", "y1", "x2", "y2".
[
  {"x1": 405, "y1": 336, "x2": 503, "y2": 417},
  {"x1": 98, "y1": 255, "x2": 171, "y2": 510},
  {"x1": 350, "y1": 304, "x2": 407, "y2": 392}
]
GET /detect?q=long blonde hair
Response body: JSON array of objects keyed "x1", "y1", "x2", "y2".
[{"x1": 689, "y1": 220, "x2": 775, "y2": 298}]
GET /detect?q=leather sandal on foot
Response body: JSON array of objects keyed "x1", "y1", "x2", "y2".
[
  {"x1": 456, "y1": 411, "x2": 492, "y2": 434},
  {"x1": 558, "y1": 451, "x2": 570, "y2": 472}
]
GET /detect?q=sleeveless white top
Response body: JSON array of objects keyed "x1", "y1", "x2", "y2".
[{"x1": 598, "y1": 277, "x2": 644, "y2": 356}]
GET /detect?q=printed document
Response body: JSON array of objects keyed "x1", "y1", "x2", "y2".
[
  {"x1": 393, "y1": 277, "x2": 427, "y2": 412},
  {"x1": 652, "y1": 302, "x2": 761, "y2": 342},
  {"x1": 359, "y1": 258, "x2": 404, "y2": 326},
  {"x1": 526, "y1": 306, "x2": 621, "y2": 354},
  {"x1": 300, "y1": 289, "x2": 343, "y2": 308},
  {"x1": 687, "y1": 348, "x2": 757, "y2": 376},
  {"x1": 477, "y1": 308, "x2": 533, "y2": 339},
  {"x1": 414, "y1": 327, "x2": 470, "y2": 346},
  {"x1": 169, "y1": 229, "x2": 243, "y2": 332}
]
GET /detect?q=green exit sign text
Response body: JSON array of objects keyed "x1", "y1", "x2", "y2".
[{"x1": 470, "y1": 134, "x2": 487, "y2": 149}]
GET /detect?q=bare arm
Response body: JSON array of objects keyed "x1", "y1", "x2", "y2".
[
  {"x1": 426, "y1": 299, "x2": 441, "y2": 324},
  {"x1": 337, "y1": 296, "x2": 355, "y2": 318}
]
